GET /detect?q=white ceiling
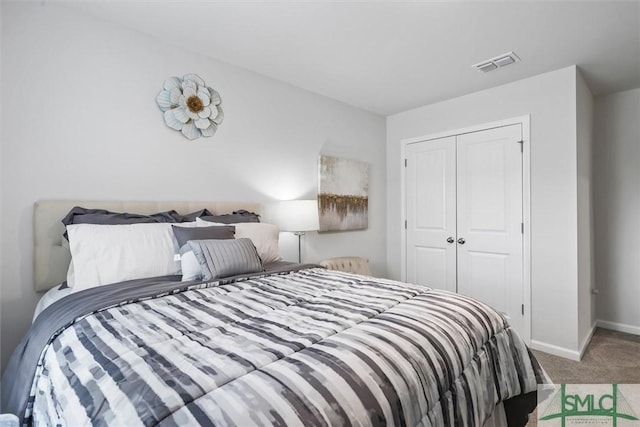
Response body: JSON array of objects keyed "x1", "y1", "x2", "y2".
[{"x1": 67, "y1": 1, "x2": 640, "y2": 116}]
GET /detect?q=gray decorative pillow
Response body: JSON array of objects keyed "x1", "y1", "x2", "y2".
[
  {"x1": 171, "y1": 225, "x2": 235, "y2": 247},
  {"x1": 188, "y1": 238, "x2": 263, "y2": 280}
]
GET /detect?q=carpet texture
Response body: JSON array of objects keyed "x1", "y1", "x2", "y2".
[{"x1": 524, "y1": 328, "x2": 640, "y2": 426}]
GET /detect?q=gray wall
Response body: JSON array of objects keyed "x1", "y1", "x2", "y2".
[
  {"x1": 576, "y1": 70, "x2": 595, "y2": 350},
  {"x1": 0, "y1": 3, "x2": 387, "y2": 372},
  {"x1": 593, "y1": 88, "x2": 640, "y2": 335},
  {"x1": 0, "y1": 1, "x2": 3, "y2": 376}
]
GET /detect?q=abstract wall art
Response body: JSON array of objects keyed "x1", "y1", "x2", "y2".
[{"x1": 317, "y1": 155, "x2": 369, "y2": 232}]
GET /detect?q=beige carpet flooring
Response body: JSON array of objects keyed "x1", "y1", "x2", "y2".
[{"x1": 525, "y1": 328, "x2": 640, "y2": 426}]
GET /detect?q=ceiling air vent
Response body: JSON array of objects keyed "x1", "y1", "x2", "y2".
[{"x1": 473, "y1": 52, "x2": 520, "y2": 73}]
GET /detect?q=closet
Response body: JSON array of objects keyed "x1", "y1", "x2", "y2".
[{"x1": 404, "y1": 123, "x2": 525, "y2": 336}]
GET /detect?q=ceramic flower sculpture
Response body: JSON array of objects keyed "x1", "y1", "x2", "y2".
[{"x1": 156, "y1": 73, "x2": 224, "y2": 140}]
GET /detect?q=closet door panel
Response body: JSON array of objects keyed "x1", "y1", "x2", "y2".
[
  {"x1": 456, "y1": 124, "x2": 523, "y2": 333},
  {"x1": 406, "y1": 136, "x2": 457, "y2": 291}
]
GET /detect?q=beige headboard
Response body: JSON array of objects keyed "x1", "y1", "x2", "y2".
[{"x1": 33, "y1": 200, "x2": 260, "y2": 292}]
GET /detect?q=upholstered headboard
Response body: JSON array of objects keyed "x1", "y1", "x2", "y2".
[{"x1": 33, "y1": 200, "x2": 260, "y2": 292}]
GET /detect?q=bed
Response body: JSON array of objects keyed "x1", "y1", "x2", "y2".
[{"x1": 1, "y1": 200, "x2": 547, "y2": 426}]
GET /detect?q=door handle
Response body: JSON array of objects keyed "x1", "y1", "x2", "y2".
[
  {"x1": 457, "y1": 238, "x2": 466, "y2": 245},
  {"x1": 446, "y1": 237, "x2": 454, "y2": 243}
]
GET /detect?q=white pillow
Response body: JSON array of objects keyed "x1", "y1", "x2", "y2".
[
  {"x1": 173, "y1": 221, "x2": 208, "y2": 228},
  {"x1": 195, "y1": 219, "x2": 280, "y2": 263},
  {"x1": 66, "y1": 261, "x2": 75, "y2": 288},
  {"x1": 67, "y1": 223, "x2": 180, "y2": 292},
  {"x1": 194, "y1": 218, "x2": 225, "y2": 226},
  {"x1": 179, "y1": 247, "x2": 202, "y2": 281},
  {"x1": 233, "y1": 223, "x2": 280, "y2": 264},
  {"x1": 66, "y1": 221, "x2": 202, "y2": 287}
]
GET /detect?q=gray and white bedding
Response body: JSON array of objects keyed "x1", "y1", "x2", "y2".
[{"x1": 2, "y1": 265, "x2": 545, "y2": 426}]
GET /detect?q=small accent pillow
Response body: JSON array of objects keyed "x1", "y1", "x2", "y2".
[
  {"x1": 172, "y1": 225, "x2": 235, "y2": 247},
  {"x1": 195, "y1": 219, "x2": 280, "y2": 264},
  {"x1": 179, "y1": 244, "x2": 203, "y2": 281},
  {"x1": 188, "y1": 238, "x2": 263, "y2": 280},
  {"x1": 172, "y1": 225, "x2": 235, "y2": 281}
]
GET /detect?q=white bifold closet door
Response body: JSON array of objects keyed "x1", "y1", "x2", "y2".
[
  {"x1": 406, "y1": 124, "x2": 524, "y2": 336},
  {"x1": 406, "y1": 136, "x2": 458, "y2": 293}
]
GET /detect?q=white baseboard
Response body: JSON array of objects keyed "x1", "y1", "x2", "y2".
[
  {"x1": 578, "y1": 324, "x2": 596, "y2": 360},
  {"x1": 596, "y1": 319, "x2": 640, "y2": 336},
  {"x1": 531, "y1": 321, "x2": 638, "y2": 362},
  {"x1": 530, "y1": 340, "x2": 581, "y2": 361}
]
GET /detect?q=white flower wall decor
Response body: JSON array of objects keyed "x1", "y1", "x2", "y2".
[{"x1": 156, "y1": 74, "x2": 224, "y2": 140}]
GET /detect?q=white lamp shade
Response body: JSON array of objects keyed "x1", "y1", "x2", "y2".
[{"x1": 278, "y1": 200, "x2": 319, "y2": 232}]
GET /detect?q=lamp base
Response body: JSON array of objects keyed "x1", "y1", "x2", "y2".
[{"x1": 293, "y1": 231, "x2": 305, "y2": 263}]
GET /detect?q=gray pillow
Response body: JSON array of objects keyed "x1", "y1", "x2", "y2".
[
  {"x1": 61, "y1": 206, "x2": 214, "y2": 240},
  {"x1": 188, "y1": 238, "x2": 263, "y2": 280},
  {"x1": 171, "y1": 225, "x2": 235, "y2": 247},
  {"x1": 199, "y1": 210, "x2": 260, "y2": 224}
]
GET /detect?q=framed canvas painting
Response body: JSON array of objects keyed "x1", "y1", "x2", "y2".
[{"x1": 318, "y1": 155, "x2": 369, "y2": 232}]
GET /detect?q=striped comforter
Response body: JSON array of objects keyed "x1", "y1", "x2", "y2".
[{"x1": 26, "y1": 268, "x2": 542, "y2": 426}]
